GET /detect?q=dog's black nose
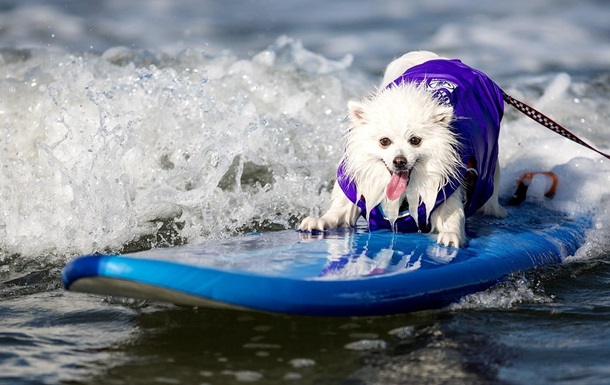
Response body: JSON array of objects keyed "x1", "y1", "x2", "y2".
[{"x1": 393, "y1": 156, "x2": 408, "y2": 169}]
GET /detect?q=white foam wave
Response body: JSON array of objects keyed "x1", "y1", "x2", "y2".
[
  {"x1": 450, "y1": 275, "x2": 552, "y2": 311},
  {"x1": 498, "y1": 73, "x2": 610, "y2": 261},
  {"x1": 0, "y1": 38, "x2": 365, "y2": 260},
  {"x1": 1, "y1": 37, "x2": 609, "y2": 267}
]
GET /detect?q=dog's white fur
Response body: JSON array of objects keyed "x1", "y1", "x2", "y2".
[{"x1": 299, "y1": 51, "x2": 506, "y2": 247}]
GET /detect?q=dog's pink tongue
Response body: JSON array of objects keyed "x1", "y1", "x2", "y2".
[{"x1": 386, "y1": 172, "x2": 409, "y2": 201}]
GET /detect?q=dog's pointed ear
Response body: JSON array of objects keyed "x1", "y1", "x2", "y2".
[
  {"x1": 434, "y1": 108, "x2": 454, "y2": 126},
  {"x1": 348, "y1": 101, "x2": 368, "y2": 125}
]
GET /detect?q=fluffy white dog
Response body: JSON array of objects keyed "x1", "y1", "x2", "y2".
[{"x1": 299, "y1": 51, "x2": 506, "y2": 247}]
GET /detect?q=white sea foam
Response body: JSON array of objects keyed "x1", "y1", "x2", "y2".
[
  {"x1": 0, "y1": 38, "x2": 366, "y2": 261},
  {"x1": 1, "y1": 36, "x2": 609, "y2": 268},
  {"x1": 450, "y1": 275, "x2": 552, "y2": 311},
  {"x1": 498, "y1": 73, "x2": 610, "y2": 267}
]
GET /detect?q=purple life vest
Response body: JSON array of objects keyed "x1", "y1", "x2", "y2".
[{"x1": 338, "y1": 59, "x2": 504, "y2": 232}]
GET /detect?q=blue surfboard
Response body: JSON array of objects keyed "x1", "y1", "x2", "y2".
[{"x1": 62, "y1": 204, "x2": 589, "y2": 316}]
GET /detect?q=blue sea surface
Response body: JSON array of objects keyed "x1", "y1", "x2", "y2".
[{"x1": 1, "y1": 0, "x2": 609, "y2": 384}]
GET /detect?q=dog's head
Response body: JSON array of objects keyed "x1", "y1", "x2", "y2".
[{"x1": 343, "y1": 83, "x2": 462, "y2": 205}]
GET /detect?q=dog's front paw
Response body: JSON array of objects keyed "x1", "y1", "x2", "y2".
[
  {"x1": 437, "y1": 231, "x2": 465, "y2": 248},
  {"x1": 299, "y1": 216, "x2": 332, "y2": 232}
]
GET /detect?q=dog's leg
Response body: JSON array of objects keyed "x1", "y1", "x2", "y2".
[
  {"x1": 299, "y1": 181, "x2": 361, "y2": 231},
  {"x1": 431, "y1": 187, "x2": 466, "y2": 247},
  {"x1": 479, "y1": 163, "x2": 507, "y2": 218}
]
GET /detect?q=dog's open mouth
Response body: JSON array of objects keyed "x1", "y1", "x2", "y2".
[{"x1": 386, "y1": 171, "x2": 409, "y2": 201}]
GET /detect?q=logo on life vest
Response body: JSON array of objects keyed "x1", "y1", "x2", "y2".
[{"x1": 424, "y1": 78, "x2": 458, "y2": 106}]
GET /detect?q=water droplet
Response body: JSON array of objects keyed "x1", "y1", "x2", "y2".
[
  {"x1": 344, "y1": 339, "x2": 387, "y2": 351},
  {"x1": 289, "y1": 358, "x2": 316, "y2": 368}
]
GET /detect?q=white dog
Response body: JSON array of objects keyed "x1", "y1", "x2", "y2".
[{"x1": 299, "y1": 51, "x2": 506, "y2": 247}]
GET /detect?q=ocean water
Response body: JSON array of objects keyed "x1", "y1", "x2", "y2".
[{"x1": 1, "y1": 0, "x2": 610, "y2": 384}]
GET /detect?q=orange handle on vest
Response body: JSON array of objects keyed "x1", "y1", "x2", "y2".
[
  {"x1": 516, "y1": 172, "x2": 558, "y2": 198},
  {"x1": 508, "y1": 171, "x2": 558, "y2": 205}
]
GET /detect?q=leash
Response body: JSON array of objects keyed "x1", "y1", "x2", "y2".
[{"x1": 501, "y1": 90, "x2": 610, "y2": 160}]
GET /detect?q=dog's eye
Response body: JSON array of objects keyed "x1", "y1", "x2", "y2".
[
  {"x1": 409, "y1": 136, "x2": 422, "y2": 146},
  {"x1": 379, "y1": 137, "x2": 392, "y2": 148}
]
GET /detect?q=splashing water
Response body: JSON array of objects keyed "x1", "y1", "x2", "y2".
[
  {"x1": 1, "y1": 2, "x2": 610, "y2": 384},
  {"x1": 0, "y1": 38, "x2": 366, "y2": 261},
  {"x1": 1, "y1": 37, "x2": 609, "y2": 291}
]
